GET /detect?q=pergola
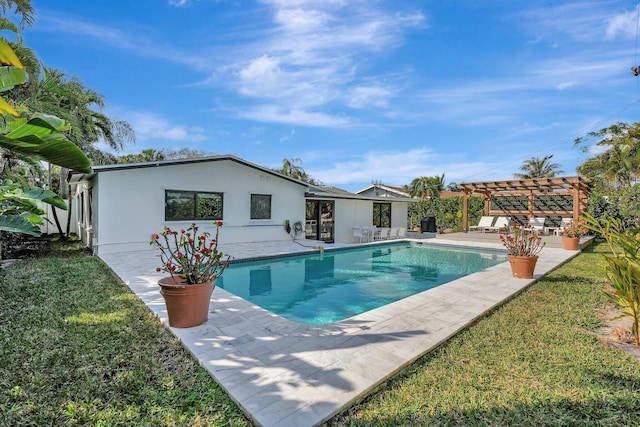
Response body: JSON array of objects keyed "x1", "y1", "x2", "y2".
[{"x1": 458, "y1": 176, "x2": 591, "y2": 232}]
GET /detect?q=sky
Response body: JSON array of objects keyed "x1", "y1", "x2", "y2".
[{"x1": 19, "y1": 0, "x2": 640, "y2": 191}]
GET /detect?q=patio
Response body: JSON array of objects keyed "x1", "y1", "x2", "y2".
[{"x1": 100, "y1": 237, "x2": 582, "y2": 427}]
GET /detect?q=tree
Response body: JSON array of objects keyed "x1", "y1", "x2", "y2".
[
  {"x1": 575, "y1": 122, "x2": 640, "y2": 189},
  {"x1": 0, "y1": 1, "x2": 112, "y2": 239},
  {"x1": 514, "y1": 155, "x2": 563, "y2": 179},
  {"x1": 273, "y1": 158, "x2": 321, "y2": 185},
  {"x1": 119, "y1": 148, "x2": 210, "y2": 164},
  {"x1": 407, "y1": 174, "x2": 445, "y2": 199}
]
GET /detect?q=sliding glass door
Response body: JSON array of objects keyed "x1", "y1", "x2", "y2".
[{"x1": 305, "y1": 200, "x2": 334, "y2": 243}]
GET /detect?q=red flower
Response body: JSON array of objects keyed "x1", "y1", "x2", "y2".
[
  {"x1": 216, "y1": 221, "x2": 223, "y2": 227},
  {"x1": 156, "y1": 267, "x2": 161, "y2": 272},
  {"x1": 194, "y1": 253, "x2": 201, "y2": 260},
  {"x1": 152, "y1": 234, "x2": 159, "y2": 240}
]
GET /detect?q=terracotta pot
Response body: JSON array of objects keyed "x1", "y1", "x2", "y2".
[
  {"x1": 562, "y1": 236, "x2": 580, "y2": 251},
  {"x1": 507, "y1": 255, "x2": 538, "y2": 279},
  {"x1": 158, "y1": 276, "x2": 215, "y2": 328}
]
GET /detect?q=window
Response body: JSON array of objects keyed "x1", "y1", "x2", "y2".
[
  {"x1": 251, "y1": 194, "x2": 272, "y2": 219},
  {"x1": 165, "y1": 190, "x2": 223, "y2": 221},
  {"x1": 373, "y1": 202, "x2": 391, "y2": 227}
]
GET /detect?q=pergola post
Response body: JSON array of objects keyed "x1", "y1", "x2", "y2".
[
  {"x1": 572, "y1": 184, "x2": 580, "y2": 222},
  {"x1": 463, "y1": 190, "x2": 469, "y2": 232}
]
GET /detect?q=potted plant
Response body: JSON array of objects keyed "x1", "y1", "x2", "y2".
[
  {"x1": 561, "y1": 220, "x2": 587, "y2": 251},
  {"x1": 150, "y1": 221, "x2": 231, "y2": 328},
  {"x1": 499, "y1": 224, "x2": 546, "y2": 278}
]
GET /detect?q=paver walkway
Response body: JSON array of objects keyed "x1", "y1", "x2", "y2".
[{"x1": 100, "y1": 238, "x2": 579, "y2": 427}]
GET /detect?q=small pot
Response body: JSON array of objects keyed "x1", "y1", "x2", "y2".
[{"x1": 562, "y1": 236, "x2": 580, "y2": 251}]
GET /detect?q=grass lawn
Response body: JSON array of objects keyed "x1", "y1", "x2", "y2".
[
  {"x1": 329, "y1": 242, "x2": 640, "y2": 426},
  {"x1": 2, "y1": 240, "x2": 640, "y2": 426},
  {"x1": 0, "y1": 241, "x2": 250, "y2": 426}
]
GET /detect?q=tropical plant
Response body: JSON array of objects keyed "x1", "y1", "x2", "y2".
[
  {"x1": 150, "y1": 222, "x2": 232, "y2": 285},
  {"x1": 0, "y1": 9, "x2": 93, "y2": 240},
  {"x1": 499, "y1": 224, "x2": 545, "y2": 257},
  {"x1": 514, "y1": 155, "x2": 563, "y2": 179},
  {"x1": 407, "y1": 174, "x2": 445, "y2": 199},
  {"x1": 575, "y1": 122, "x2": 640, "y2": 189},
  {"x1": 273, "y1": 157, "x2": 321, "y2": 185},
  {"x1": 119, "y1": 148, "x2": 210, "y2": 164},
  {"x1": 0, "y1": 179, "x2": 65, "y2": 235},
  {"x1": 583, "y1": 212, "x2": 640, "y2": 345},
  {"x1": 563, "y1": 220, "x2": 587, "y2": 238}
]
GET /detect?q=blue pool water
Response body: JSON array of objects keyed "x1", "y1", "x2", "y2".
[{"x1": 217, "y1": 242, "x2": 507, "y2": 325}]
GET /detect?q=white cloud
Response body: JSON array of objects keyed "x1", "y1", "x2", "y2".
[
  {"x1": 238, "y1": 105, "x2": 350, "y2": 127},
  {"x1": 606, "y1": 5, "x2": 639, "y2": 39},
  {"x1": 347, "y1": 85, "x2": 393, "y2": 108},
  {"x1": 168, "y1": 0, "x2": 190, "y2": 6},
  {"x1": 128, "y1": 112, "x2": 207, "y2": 142},
  {"x1": 311, "y1": 148, "x2": 506, "y2": 187}
]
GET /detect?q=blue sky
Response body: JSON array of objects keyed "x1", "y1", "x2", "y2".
[{"x1": 23, "y1": 0, "x2": 640, "y2": 191}]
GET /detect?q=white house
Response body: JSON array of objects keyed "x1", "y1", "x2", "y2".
[{"x1": 68, "y1": 155, "x2": 413, "y2": 255}]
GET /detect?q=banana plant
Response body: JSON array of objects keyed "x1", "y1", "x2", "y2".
[{"x1": 0, "y1": 179, "x2": 66, "y2": 236}]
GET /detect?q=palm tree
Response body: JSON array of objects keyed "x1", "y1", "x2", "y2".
[
  {"x1": 273, "y1": 158, "x2": 321, "y2": 185},
  {"x1": 576, "y1": 122, "x2": 640, "y2": 189},
  {"x1": 515, "y1": 155, "x2": 563, "y2": 179},
  {"x1": 0, "y1": 0, "x2": 35, "y2": 28},
  {"x1": 407, "y1": 174, "x2": 445, "y2": 199}
]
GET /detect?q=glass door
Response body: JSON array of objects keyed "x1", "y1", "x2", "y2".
[{"x1": 305, "y1": 200, "x2": 334, "y2": 243}]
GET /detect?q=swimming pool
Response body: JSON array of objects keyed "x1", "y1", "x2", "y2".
[{"x1": 217, "y1": 242, "x2": 507, "y2": 325}]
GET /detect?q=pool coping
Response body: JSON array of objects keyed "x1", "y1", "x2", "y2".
[{"x1": 100, "y1": 239, "x2": 579, "y2": 427}]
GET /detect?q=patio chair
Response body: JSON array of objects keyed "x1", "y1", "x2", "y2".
[
  {"x1": 552, "y1": 218, "x2": 573, "y2": 236},
  {"x1": 397, "y1": 227, "x2": 407, "y2": 238},
  {"x1": 484, "y1": 216, "x2": 511, "y2": 233},
  {"x1": 352, "y1": 226, "x2": 365, "y2": 243},
  {"x1": 375, "y1": 227, "x2": 391, "y2": 241},
  {"x1": 527, "y1": 217, "x2": 547, "y2": 235},
  {"x1": 389, "y1": 227, "x2": 400, "y2": 239},
  {"x1": 469, "y1": 216, "x2": 495, "y2": 233}
]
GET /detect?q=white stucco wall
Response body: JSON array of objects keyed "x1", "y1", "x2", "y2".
[
  {"x1": 333, "y1": 199, "x2": 372, "y2": 243},
  {"x1": 391, "y1": 201, "x2": 408, "y2": 228},
  {"x1": 90, "y1": 160, "x2": 307, "y2": 255}
]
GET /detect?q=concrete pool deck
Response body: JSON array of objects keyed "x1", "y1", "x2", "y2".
[{"x1": 100, "y1": 238, "x2": 580, "y2": 427}]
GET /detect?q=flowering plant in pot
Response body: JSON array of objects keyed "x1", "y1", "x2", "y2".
[
  {"x1": 562, "y1": 220, "x2": 587, "y2": 250},
  {"x1": 499, "y1": 223, "x2": 545, "y2": 278},
  {"x1": 563, "y1": 220, "x2": 587, "y2": 238},
  {"x1": 150, "y1": 221, "x2": 232, "y2": 327}
]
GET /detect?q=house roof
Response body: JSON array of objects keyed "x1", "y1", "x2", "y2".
[
  {"x1": 307, "y1": 184, "x2": 415, "y2": 202},
  {"x1": 68, "y1": 154, "x2": 309, "y2": 187},
  {"x1": 355, "y1": 183, "x2": 411, "y2": 198},
  {"x1": 68, "y1": 155, "x2": 415, "y2": 203}
]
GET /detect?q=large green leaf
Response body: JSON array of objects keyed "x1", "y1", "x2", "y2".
[
  {"x1": 0, "y1": 115, "x2": 92, "y2": 173},
  {"x1": 0, "y1": 183, "x2": 67, "y2": 211},
  {"x1": 0, "y1": 65, "x2": 25, "y2": 93},
  {"x1": 0, "y1": 213, "x2": 41, "y2": 236}
]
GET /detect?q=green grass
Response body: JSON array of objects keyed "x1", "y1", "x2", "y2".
[
  {"x1": 328, "y1": 242, "x2": 640, "y2": 426},
  {"x1": 3, "y1": 240, "x2": 640, "y2": 426},
  {"x1": 0, "y1": 241, "x2": 250, "y2": 426}
]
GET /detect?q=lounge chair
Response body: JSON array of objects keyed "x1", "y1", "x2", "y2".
[
  {"x1": 552, "y1": 218, "x2": 573, "y2": 236},
  {"x1": 485, "y1": 216, "x2": 511, "y2": 233},
  {"x1": 527, "y1": 217, "x2": 547, "y2": 235},
  {"x1": 469, "y1": 216, "x2": 495, "y2": 233},
  {"x1": 389, "y1": 227, "x2": 400, "y2": 239}
]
